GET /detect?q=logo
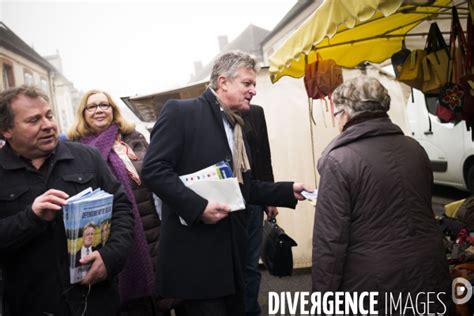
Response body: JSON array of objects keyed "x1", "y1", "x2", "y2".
[{"x1": 452, "y1": 277, "x2": 473, "y2": 305}]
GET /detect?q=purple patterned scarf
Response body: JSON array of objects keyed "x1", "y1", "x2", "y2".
[{"x1": 81, "y1": 123, "x2": 155, "y2": 304}]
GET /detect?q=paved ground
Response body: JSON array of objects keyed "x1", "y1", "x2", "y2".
[
  {"x1": 259, "y1": 268, "x2": 312, "y2": 316},
  {"x1": 257, "y1": 184, "x2": 469, "y2": 316}
]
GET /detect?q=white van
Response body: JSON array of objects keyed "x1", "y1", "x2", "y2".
[{"x1": 406, "y1": 89, "x2": 474, "y2": 193}]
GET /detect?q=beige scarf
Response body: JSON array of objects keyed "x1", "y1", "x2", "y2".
[{"x1": 210, "y1": 88, "x2": 250, "y2": 183}]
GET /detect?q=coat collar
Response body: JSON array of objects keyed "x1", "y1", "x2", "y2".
[
  {"x1": 321, "y1": 117, "x2": 404, "y2": 157},
  {"x1": 201, "y1": 88, "x2": 235, "y2": 167},
  {"x1": 201, "y1": 88, "x2": 228, "y2": 129},
  {"x1": 0, "y1": 140, "x2": 74, "y2": 170}
]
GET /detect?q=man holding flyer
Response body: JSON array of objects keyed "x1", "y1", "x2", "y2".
[
  {"x1": 0, "y1": 85, "x2": 134, "y2": 315},
  {"x1": 142, "y1": 51, "x2": 311, "y2": 316}
]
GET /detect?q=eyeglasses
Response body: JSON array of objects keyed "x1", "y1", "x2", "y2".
[
  {"x1": 85, "y1": 103, "x2": 111, "y2": 112},
  {"x1": 333, "y1": 109, "x2": 345, "y2": 118}
]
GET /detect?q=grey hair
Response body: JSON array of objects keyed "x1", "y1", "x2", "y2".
[
  {"x1": 209, "y1": 51, "x2": 258, "y2": 90},
  {"x1": 332, "y1": 76, "x2": 390, "y2": 118}
]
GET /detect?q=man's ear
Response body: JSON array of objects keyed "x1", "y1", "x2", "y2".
[
  {"x1": 217, "y1": 75, "x2": 228, "y2": 92},
  {"x1": 1, "y1": 128, "x2": 12, "y2": 140}
]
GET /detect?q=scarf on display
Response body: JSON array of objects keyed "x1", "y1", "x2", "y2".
[
  {"x1": 80, "y1": 123, "x2": 155, "y2": 304},
  {"x1": 210, "y1": 88, "x2": 250, "y2": 183}
]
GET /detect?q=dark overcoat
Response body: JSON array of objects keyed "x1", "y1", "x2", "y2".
[
  {"x1": 142, "y1": 89, "x2": 296, "y2": 300},
  {"x1": 242, "y1": 104, "x2": 274, "y2": 183}
]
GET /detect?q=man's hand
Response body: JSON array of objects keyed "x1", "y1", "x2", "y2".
[
  {"x1": 293, "y1": 183, "x2": 314, "y2": 201},
  {"x1": 32, "y1": 189, "x2": 69, "y2": 221},
  {"x1": 201, "y1": 202, "x2": 231, "y2": 224},
  {"x1": 79, "y1": 251, "x2": 108, "y2": 285},
  {"x1": 265, "y1": 206, "x2": 278, "y2": 218}
]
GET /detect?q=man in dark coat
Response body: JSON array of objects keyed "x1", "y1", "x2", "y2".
[
  {"x1": 312, "y1": 76, "x2": 452, "y2": 314},
  {"x1": 242, "y1": 104, "x2": 277, "y2": 316},
  {"x1": 0, "y1": 85, "x2": 134, "y2": 315},
  {"x1": 142, "y1": 51, "x2": 308, "y2": 316}
]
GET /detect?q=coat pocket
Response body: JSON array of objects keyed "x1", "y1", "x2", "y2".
[
  {"x1": 62, "y1": 173, "x2": 95, "y2": 192},
  {"x1": 0, "y1": 185, "x2": 30, "y2": 217}
]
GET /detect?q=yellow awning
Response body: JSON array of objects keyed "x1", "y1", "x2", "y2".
[{"x1": 269, "y1": 0, "x2": 452, "y2": 83}]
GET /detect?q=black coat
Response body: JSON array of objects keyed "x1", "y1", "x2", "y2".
[
  {"x1": 242, "y1": 104, "x2": 274, "y2": 183},
  {"x1": 142, "y1": 89, "x2": 297, "y2": 300},
  {"x1": 0, "y1": 141, "x2": 134, "y2": 316}
]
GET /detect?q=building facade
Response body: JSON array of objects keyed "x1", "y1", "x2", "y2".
[{"x1": 0, "y1": 22, "x2": 77, "y2": 133}]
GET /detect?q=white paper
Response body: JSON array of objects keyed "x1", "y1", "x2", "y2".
[
  {"x1": 152, "y1": 193, "x2": 162, "y2": 220},
  {"x1": 179, "y1": 178, "x2": 245, "y2": 226},
  {"x1": 302, "y1": 189, "x2": 318, "y2": 200},
  {"x1": 186, "y1": 178, "x2": 245, "y2": 211}
]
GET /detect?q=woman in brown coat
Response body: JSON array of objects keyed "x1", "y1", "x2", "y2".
[
  {"x1": 312, "y1": 77, "x2": 452, "y2": 314},
  {"x1": 68, "y1": 90, "x2": 161, "y2": 315}
]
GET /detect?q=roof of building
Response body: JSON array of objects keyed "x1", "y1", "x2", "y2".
[
  {"x1": 189, "y1": 24, "x2": 270, "y2": 82},
  {"x1": 121, "y1": 80, "x2": 209, "y2": 123},
  {"x1": 0, "y1": 22, "x2": 55, "y2": 72}
]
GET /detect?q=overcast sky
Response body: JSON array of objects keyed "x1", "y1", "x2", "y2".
[{"x1": 1, "y1": 0, "x2": 296, "y2": 101}]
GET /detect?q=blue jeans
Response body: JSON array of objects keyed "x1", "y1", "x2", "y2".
[{"x1": 245, "y1": 204, "x2": 264, "y2": 316}]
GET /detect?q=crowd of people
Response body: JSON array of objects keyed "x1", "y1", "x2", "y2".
[{"x1": 0, "y1": 51, "x2": 453, "y2": 316}]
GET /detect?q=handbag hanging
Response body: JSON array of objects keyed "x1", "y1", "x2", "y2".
[
  {"x1": 398, "y1": 49, "x2": 426, "y2": 90},
  {"x1": 439, "y1": 7, "x2": 469, "y2": 115},
  {"x1": 304, "y1": 53, "x2": 343, "y2": 127},
  {"x1": 421, "y1": 22, "x2": 450, "y2": 93},
  {"x1": 391, "y1": 42, "x2": 411, "y2": 78},
  {"x1": 461, "y1": 14, "x2": 474, "y2": 125},
  {"x1": 304, "y1": 53, "x2": 343, "y2": 100},
  {"x1": 261, "y1": 217, "x2": 297, "y2": 277}
]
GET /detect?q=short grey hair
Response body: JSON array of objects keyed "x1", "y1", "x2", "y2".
[
  {"x1": 332, "y1": 76, "x2": 390, "y2": 118},
  {"x1": 209, "y1": 51, "x2": 258, "y2": 90},
  {"x1": 0, "y1": 85, "x2": 50, "y2": 139}
]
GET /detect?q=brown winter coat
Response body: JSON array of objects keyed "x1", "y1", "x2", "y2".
[
  {"x1": 312, "y1": 117, "x2": 452, "y2": 313},
  {"x1": 122, "y1": 131, "x2": 160, "y2": 266}
]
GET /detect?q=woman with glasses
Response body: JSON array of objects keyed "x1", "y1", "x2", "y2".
[
  {"x1": 312, "y1": 76, "x2": 452, "y2": 314},
  {"x1": 68, "y1": 90, "x2": 160, "y2": 315}
]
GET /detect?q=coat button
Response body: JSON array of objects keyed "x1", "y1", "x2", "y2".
[
  {"x1": 9, "y1": 193, "x2": 14, "y2": 198},
  {"x1": 78, "y1": 177, "x2": 83, "y2": 181}
]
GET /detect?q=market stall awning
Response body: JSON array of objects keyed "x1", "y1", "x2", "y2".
[{"x1": 269, "y1": 0, "x2": 452, "y2": 83}]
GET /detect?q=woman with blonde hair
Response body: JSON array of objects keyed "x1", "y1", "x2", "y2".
[{"x1": 68, "y1": 89, "x2": 160, "y2": 315}]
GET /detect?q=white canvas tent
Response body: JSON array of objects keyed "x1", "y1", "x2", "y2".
[{"x1": 253, "y1": 63, "x2": 412, "y2": 267}]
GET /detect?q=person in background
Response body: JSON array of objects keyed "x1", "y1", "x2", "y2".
[
  {"x1": 242, "y1": 104, "x2": 277, "y2": 316},
  {"x1": 312, "y1": 76, "x2": 452, "y2": 313},
  {"x1": 68, "y1": 89, "x2": 161, "y2": 315},
  {"x1": 0, "y1": 85, "x2": 134, "y2": 315},
  {"x1": 142, "y1": 51, "x2": 310, "y2": 316}
]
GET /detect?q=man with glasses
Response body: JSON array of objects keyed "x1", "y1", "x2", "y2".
[{"x1": 0, "y1": 85, "x2": 134, "y2": 315}]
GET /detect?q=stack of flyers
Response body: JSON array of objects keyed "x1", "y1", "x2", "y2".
[
  {"x1": 62, "y1": 187, "x2": 113, "y2": 283},
  {"x1": 179, "y1": 160, "x2": 233, "y2": 184},
  {"x1": 177, "y1": 161, "x2": 245, "y2": 226}
]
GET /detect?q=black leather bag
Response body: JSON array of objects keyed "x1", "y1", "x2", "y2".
[{"x1": 261, "y1": 218, "x2": 297, "y2": 277}]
